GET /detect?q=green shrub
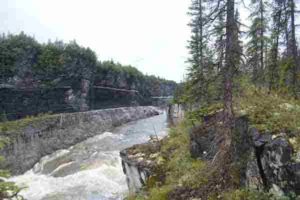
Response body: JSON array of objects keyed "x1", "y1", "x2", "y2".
[
  {"x1": 236, "y1": 86, "x2": 300, "y2": 134},
  {"x1": 0, "y1": 113, "x2": 53, "y2": 133},
  {"x1": 221, "y1": 189, "x2": 272, "y2": 200},
  {"x1": 0, "y1": 138, "x2": 23, "y2": 199},
  {"x1": 148, "y1": 186, "x2": 172, "y2": 200}
]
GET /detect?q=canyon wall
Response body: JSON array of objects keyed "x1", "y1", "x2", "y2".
[{"x1": 0, "y1": 106, "x2": 159, "y2": 175}]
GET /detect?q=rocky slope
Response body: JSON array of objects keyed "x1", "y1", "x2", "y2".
[
  {"x1": 190, "y1": 113, "x2": 300, "y2": 196},
  {"x1": 121, "y1": 108, "x2": 300, "y2": 199}
]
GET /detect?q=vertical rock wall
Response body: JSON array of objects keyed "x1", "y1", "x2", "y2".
[{"x1": 0, "y1": 106, "x2": 159, "y2": 175}]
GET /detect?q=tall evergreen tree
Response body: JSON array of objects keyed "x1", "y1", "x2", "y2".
[
  {"x1": 223, "y1": 0, "x2": 236, "y2": 143},
  {"x1": 275, "y1": 0, "x2": 299, "y2": 97},
  {"x1": 233, "y1": 9, "x2": 244, "y2": 70},
  {"x1": 246, "y1": 0, "x2": 268, "y2": 86},
  {"x1": 214, "y1": 12, "x2": 226, "y2": 72},
  {"x1": 268, "y1": 0, "x2": 284, "y2": 91},
  {"x1": 288, "y1": 0, "x2": 298, "y2": 98},
  {"x1": 187, "y1": 0, "x2": 210, "y2": 104}
]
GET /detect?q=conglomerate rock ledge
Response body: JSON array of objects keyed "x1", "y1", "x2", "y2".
[{"x1": 0, "y1": 106, "x2": 160, "y2": 175}]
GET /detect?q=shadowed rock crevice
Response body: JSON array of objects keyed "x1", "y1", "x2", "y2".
[{"x1": 255, "y1": 145, "x2": 268, "y2": 189}]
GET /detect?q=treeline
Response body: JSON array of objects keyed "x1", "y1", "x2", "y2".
[
  {"x1": 95, "y1": 61, "x2": 176, "y2": 97},
  {"x1": 0, "y1": 32, "x2": 176, "y2": 97},
  {"x1": 179, "y1": 0, "x2": 299, "y2": 107},
  {"x1": 177, "y1": 0, "x2": 299, "y2": 188}
]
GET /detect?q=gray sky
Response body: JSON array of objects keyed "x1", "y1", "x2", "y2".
[{"x1": 0, "y1": 0, "x2": 251, "y2": 82}]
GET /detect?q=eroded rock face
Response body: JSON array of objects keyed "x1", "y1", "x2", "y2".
[
  {"x1": 190, "y1": 123, "x2": 220, "y2": 160},
  {"x1": 120, "y1": 141, "x2": 162, "y2": 193},
  {"x1": 121, "y1": 158, "x2": 150, "y2": 193},
  {"x1": 190, "y1": 112, "x2": 228, "y2": 160},
  {"x1": 246, "y1": 128, "x2": 300, "y2": 195},
  {"x1": 0, "y1": 106, "x2": 159, "y2": 175},
  {"x1": 64, "y1": 79, "x2": 91, "y2": 112},
  {"x1": 261, "y1": 138, "x2": 299, "y2": 194},
  {"x1": 190, "y1": 113, "x2": 300, "y2": 196},
  {"x1": 167, "y1": 104, "x2": 185, "y2": 126}
]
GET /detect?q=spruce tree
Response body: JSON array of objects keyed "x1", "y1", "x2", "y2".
[
  {"x1": 288, "y1": 0, "x2": 298, "y2": 98},
  {"x1": 246, "y1": 0, "x2": 268, "y2": 86},
  {"x1": 187, "y1": 0, "x2": 210, "y2": 105},
  {"x1": 268, "y1": 0, "x2": 284, "y2": 91}
]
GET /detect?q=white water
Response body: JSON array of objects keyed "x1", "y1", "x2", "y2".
[{"x1": 10, "y1": 112, "x2": 168, "y2": 200}]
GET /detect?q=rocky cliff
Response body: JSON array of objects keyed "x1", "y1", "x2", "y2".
[
  {"x1": 0, "y1": 33, "x2": 177, "y2": 121},
  {"x1": 0, "y1": 106, "x2": 159, "y2": 175},
  {"x1": 167, "y1": 104, "x2": 185, "y2": 126}
]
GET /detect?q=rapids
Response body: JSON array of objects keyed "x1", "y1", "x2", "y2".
[{"x1": 10, "y1": 111, "x2": 168, "y2": 200}]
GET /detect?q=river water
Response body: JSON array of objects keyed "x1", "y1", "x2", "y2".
[{"x1": 10, "y1": 111, "x2": 168, "y2": 200}]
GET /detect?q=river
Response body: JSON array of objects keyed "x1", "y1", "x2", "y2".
[{"x1": 10, "y1": 111, "x2": 168, "y2": 200}]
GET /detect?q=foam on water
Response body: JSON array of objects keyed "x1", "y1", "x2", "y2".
[
  {"x1": 11, "y1": 151, "x2": 127, "y2": 200},
  {"x1": 33, "y1": 149, "x2": 71, "y2": 174},
  {"x1": 9, "y1": 111, "x2": 168, "y2": 200}
]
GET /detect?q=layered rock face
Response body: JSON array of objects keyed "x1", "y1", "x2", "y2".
[{"x1": 0, "y1": 106, "x2": 159, "y2": 175}]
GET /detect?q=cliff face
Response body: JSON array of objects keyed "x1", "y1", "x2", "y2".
[
  {"x1": 0, "y1": 106, "x2": 159, "y2": 175},
  {"x1": 120, "y1": 143, "x2": 157, "y2": 193},
  {"x1": 0, "y1": 33, "x2": 177, "y2": 121},
  {"x1": 167, "y1": 104, "x2": 185, "y2": 126},
  {"x1": 0, "y1": 85, "x2": 147, "y2": 121}
]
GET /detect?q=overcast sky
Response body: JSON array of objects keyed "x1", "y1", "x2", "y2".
[{"x1": 0, "y1": 0, "x2": 251, "y2": 82}]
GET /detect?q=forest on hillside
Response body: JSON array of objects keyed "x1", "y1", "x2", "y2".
[
  {"x1": 0, "y1": 32, "x2": 176, "y2": 97},
  {"x1": 0, "y1": 33, "x2": 176, "y2": 120},
  {"x1": 177, "y1": 0, "x2": 300, "y2": 106}
]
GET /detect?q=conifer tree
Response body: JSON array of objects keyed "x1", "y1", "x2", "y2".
[
  {"x1": 214, "y1": 12, "x2": 226, "y2": 72},
  {"x1": 223, "y1": 0, "x2": 236, "y2": 143},
  {"x1": 273, "y1": 0, "x2": 299, "y2": 97},
  {"x1": 187, "y1": 0, "x2": 210, "y2": 104},
  {"x1": 246, "y1": 0, "x2": 268, "y2": 86},
  {"x1": 288, "y1": 0, "x2": 298, "y2": 98},
  {"x1": 268, "y1": 0, "x2": 284, "y2": 91}
]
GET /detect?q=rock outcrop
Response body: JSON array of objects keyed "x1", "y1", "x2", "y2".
[
  {"x1": 121, "y1": 110, "x2": 299, "y2": 197},
  {"x1": 120, "y1": 139, "x2": 163, "y2": 193},
  {"x1": 167, "y1": 104, "x2": 185, "y2": 126},
  {"x1": 0, "y1": 106, "x2": 159, "y2": 175},
  {"x1": 190, "y1": 113, "x2": 300, "y2": 196},
  {"x1": 247, "y1": 129, "x2": 300, "y2": 195}
]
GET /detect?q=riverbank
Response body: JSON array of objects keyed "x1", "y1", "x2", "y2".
[
  {"x1": 0, "y1": 106, "x2": 159, "y2": 175},
  {"x1": 121, "y1": 90, "x2": 300, "y2": 200},
  {"x1": 9, "y1": 110, "x2": 168, "y2": 200}
]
